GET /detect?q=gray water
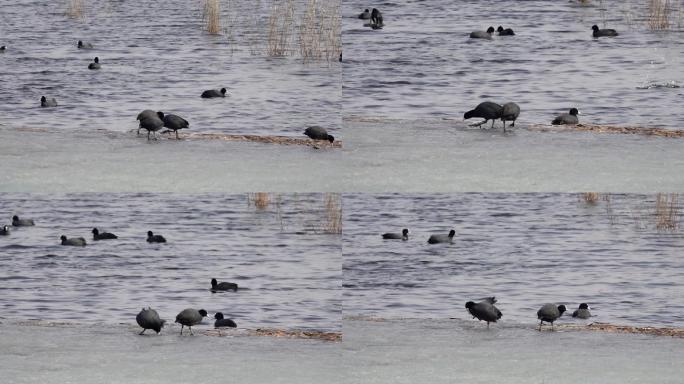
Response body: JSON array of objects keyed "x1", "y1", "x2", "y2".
[
  {"x1": 343, "y1": 193, "x2": 684, "y2": 327},
  {"x1": 343, "y1": 0, "x2": 684, "y2": 127},
  {"x1": 0, "y1": 193, "x2": 341, "y2": 331},
  {"x1": 0, "y1": 0, "x2": 340, "y2": 136}
]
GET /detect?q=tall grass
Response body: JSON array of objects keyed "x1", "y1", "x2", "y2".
[
  {"x1": 654, "y1": 193, "x2": 680, "y2": 231},
  {"x1": 323, "y1": 193, "x2": 342, "y2": 234},
  {"x1": 580, "y1": 192, "x2": 600, "y2": 205},
  {"x1": 299, "y1": 0, "x2": 341, "y2": 62},
  {"x1": 648, "y1": 0, "x2": 671, "y2": 30},
  {"x1": 66, "y1": 0, "x2": 87, "y2": 20},
  {"x1": 218, "y1": 0, "x2": 341, "y2": 62},
  {"x1": 249, "y1": 192, "x2": 271, "y2": 209},
  {"x1": 267, "y1": 0, "x2": 296, "y2": 56},
  {"x1": 203, "y1": 0, "x2": 222, "y2": 34}
]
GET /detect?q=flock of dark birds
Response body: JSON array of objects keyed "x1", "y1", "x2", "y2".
[
  {"x1": 5, "y1": 214, "x2": 239, "y2": 335},
  {"x1": 138, "y1": 281, "x2": 239, "y2": 336},
  {"x1": 2, "y1": 6, "x2": 624, "y2": 337},
  {"x1": 460, "y1": 21, "x2": 618, "y2": 131},
  {"x1": 465, "y1": 298, "x2": 592, "y2": 330},
  {"x1": 381, "y1": 229, "x2": 592, "y2": 330},
  {"x1": 358, "y1": 8, "x2": 384, "y2": 29},
  {"x1": 5, "y1": 214, "x2": 167, "y2": 246},
  {"x1": 357, "y1": 7, "x2": 621, "y2": 132},
  {"x1": 3, "y1": 8, "x2": 617, "y2": 139},
  {"x1": 383, "y1": 228, "x2": 456, "y2": 244},
  {"x1": 1, "y1": 40, "x2": 337, "y2": 143}
]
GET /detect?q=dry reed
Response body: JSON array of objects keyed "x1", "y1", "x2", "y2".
[
  {"x1": 267, "y1": 0, "x2": 296, "y2": 56},
  {"x1": 66, "y1": 0, "x2": 86, "y2": 19},
  {"x1": 648, "y1": 0, "x2": 671, "y2": 30},
  {"x1": 249, "y1": 192, "x2": 271, "y2": 209},
  {"x1": 580, "y1": 192, "x2": 600, "y2": 204},
  {"x1": 299, "y1": 0, "x2": 341, "y2": 62},
  {"x1": 603, "y1": 194, "x2": 617, "y2": 226},
  {"x1": 654, "y1": 193, "x2": 680, "y2": 231},
  {"x1": 323, "y1": 193, "x2": 342, "y2": 234},
  {"x1": 203, "y1": 0, "x2": 222, "y2": 34}
]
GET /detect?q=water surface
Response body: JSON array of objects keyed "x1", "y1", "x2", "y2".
[
  {"x1": 343, "y1": 1, "x2": 684, "y2": 127},
  {"x1": 343, "y1": 193, "x2": 684, "y2": 327},
  {"x1": 0, "y1": 0, "x2": 341, "y2": 136},
  {"x1": 0, "y1": 193, "x2": 341, "y2": 331}
]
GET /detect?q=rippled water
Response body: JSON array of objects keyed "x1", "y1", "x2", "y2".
[
  {"x1": 343, "y1": 1, "x2": 684, "y2": 128},
  {"x1": 0, "y1": 0, "x2": 341, "y2": 136},
  {"x1": 0, "y1": 193, "x2": 341, "y2": 331},
  {"x1": 343, "y1": 193, "x2": 684, "y2": 327}
]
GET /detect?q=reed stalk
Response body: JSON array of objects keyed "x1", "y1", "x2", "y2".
[
  {"x1": 66, "y1": 0, "x2": 86, "y2": 20},
  {"x1": 323, "y1": 193, "x2": 342, "y2": 234},
  {"x1": 580, "y1": 192, "x2": 600, "y2": 204},
  {"x1": 648, "y1": 0, "x2": 671, "y2": 30},
  {"x1": 654, "y1": 193, "x2": 680, "y2": 231},
  {"x1": 203, "y1": 0, "x2": 222, "y2": 34},
  {"x1": 267, "y1": 0, "x2": 296, "y2": 56},
  {"x1": 249, "y1": 192, "x2": 271, "y2": 210}
]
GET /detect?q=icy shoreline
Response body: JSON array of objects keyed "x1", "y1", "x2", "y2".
[
  {"x1": 341, "y1": 318, "x2": 683, "y2": 384},
  {"x1": 0, "y1": 321, "x2": 340, "y2": 384}
]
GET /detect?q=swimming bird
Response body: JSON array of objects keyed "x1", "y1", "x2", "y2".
[
  {"x1": 92, "y1": 227, "x2": 118, "y2": 240},
  {"x1": 61, "y1": 235, "x2": 86, "y2": 247},
  {"x1": 147, "y1": 231, "x2": 166, "y2": 243},
  {"x1": 0, "y1": 45, "x2": 5, "y2": 52},
  {"x1": 214, "y1": 312, "x2": 237, "y2": 328},
  {"x1": 497, "y1": 26, "x2": 515, "y2": 36},
  {"x1": 465, "y1": 297, "x2": 502, "y2": 328},
  {"x1": 211, "y1": 278, "x2": 238, "y2": 292},
  {"x1": 427, "y1": 229, "x2": 456, "y2": 244},
  {"x1": 304, "y1": 126, "x2": 335, "y2": 143},
  {"x1": 77, "y1": 40, "x2": 93, "y2": 49},
  {"x1": 551, "y1": 108, "x2": 580, "y2": 125},
  {"x1": 201, "y1": 88, "x2": 227, "y2": 98},
  {"x1": 501, "y1": 102, "x2": 520, "y2": 131},
  {"x1": 537, "y1": 304, "x2": 566, "y2": 331},
  {"x1": 358, "y1": 9, "x2": 371, "y2": 19},
  {"x1": 136, "y1": 307, "x2": 165, "y2": 335},
  {"x1": 464, "y1": 101, "x2": 503, "y2": 128},
  {"x1": 572, "y1": 303, "x2": 592, "y2": 319},
  {"x1": 40, "y1": 96, "x2": 57, "y2": 107},
  {"x1": 382, "y1": 228, "x2": 409, "y2": 240},
  {"x1": 175, "y1": 308, "x2": 208, "y2": 335},
  {"x1": 138, "y1": 111, "x2": 165, "y2": 140},
  {"x1": 162, "y1": 113, "x2": 189, "y2": 140},
  {"x1": 592, "y1": 25, "x2": 618, "y2": 37},
  {"x1": 470, "y1": 27, "x2": 495, "y2": 39},
  {"x1": 88, "y1": 57, "x2": 101, "y2": 70},
  {"x1": 370, "y1": 8, "x2": 383, "y2": 28},
  {"x1": 1, "y1": 225, "x2": 9, "y2": 235},
  {"x1": 12, "y1": 215, "x2": 34, "y2": 226}
]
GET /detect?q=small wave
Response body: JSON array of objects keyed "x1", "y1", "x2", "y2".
[
  {"x1": 3, "y1": 243, "x2": 41, "y2": 250},
  {"x1": 637, "y1": 80, "x2": 680, "y2": 89}
]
